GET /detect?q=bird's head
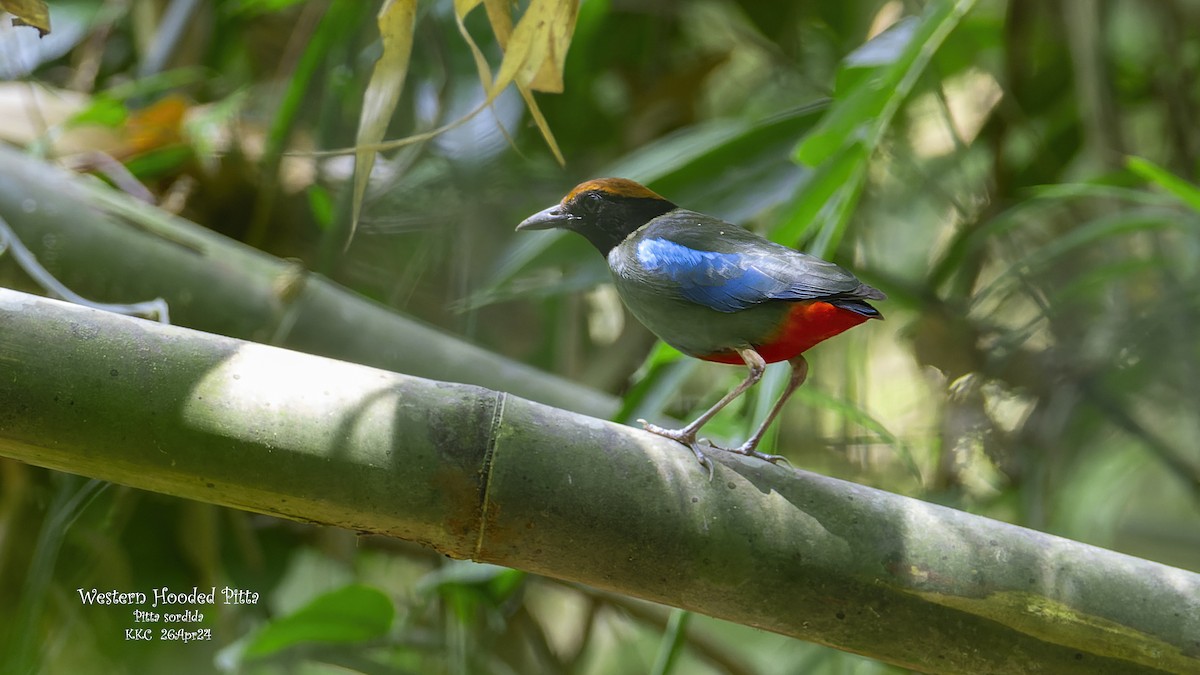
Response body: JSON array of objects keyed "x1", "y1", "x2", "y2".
[{"x1": 517, "y1": 178, "x2": 676, "y2": 254}]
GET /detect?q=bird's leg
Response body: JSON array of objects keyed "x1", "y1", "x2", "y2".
[
  {"x1": 639, "y1": 348, "x2": 765, "y2": 475},
  {"x1": 722, "y1": 355, "x2": 809, "y2": 464}
]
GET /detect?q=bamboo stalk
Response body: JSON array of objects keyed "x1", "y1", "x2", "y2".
[{"x1": 1, "y1": 289, "x2": 1196, "y2": 674}]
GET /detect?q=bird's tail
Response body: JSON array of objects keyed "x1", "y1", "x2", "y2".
[{"x1": 829, "y1": 298, "x2": 883, "y2": 319}]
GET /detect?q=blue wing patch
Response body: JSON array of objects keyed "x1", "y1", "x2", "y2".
[{"x1": 636, "y1": 238, "x2": 792, "y2": 312}]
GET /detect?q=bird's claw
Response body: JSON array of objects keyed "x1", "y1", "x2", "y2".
[
  {"x1": 638, "y1": 420, "x2": 787, "y2": 477},
  {"x1": 694, "y1": 451, "x2": 715, "y2": 481},
  {"x1": 700, "y1": 437, "x2": 791, "y2": 467},
  {"x1": 638, "y1": 419, "x2": 714, "y2": 480},
  {"x1": 737, "y1": 447, "x2": 792, "y2": 466}
]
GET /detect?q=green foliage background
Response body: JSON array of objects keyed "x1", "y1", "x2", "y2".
[{"x1": 1, "y1": 0, "x2": 1199, "y2": 672}]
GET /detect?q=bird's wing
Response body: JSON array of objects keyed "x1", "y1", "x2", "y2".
[{"x1": 634, "y1": 211, "x2": 879, "y2": 313}]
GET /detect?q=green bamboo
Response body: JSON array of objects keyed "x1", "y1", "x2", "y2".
[{"x1": 1, "y1": 289, "x2": 1197, "y2": 674}]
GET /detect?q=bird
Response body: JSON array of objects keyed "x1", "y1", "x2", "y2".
[{"x1": 517, "y1": 177, "x2": 885, "y2": 475}]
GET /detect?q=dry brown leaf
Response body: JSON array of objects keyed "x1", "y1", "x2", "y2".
[
  {"x1": 483, "y1": 0, "x2": 513, "y2": 47},
  {"x1": 317, "y1": 0, "x2": 573, "y2": 167},
  {"x1": 1, "y1": 0, "x2": 50, "y2": 37},
  {"x1": 454, "y1": 0, "x2": 494, "y2": 91},
  {"x1": 526, "y1": 0, "x2": 576, "y2": 93}
]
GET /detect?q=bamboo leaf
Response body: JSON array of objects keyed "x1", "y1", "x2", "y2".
[
  {"x1": 337, "y1": 0, "x2": 572, "y2": 167},
  {"x1": 350, "y1": 0, "x2": 418, "y2": 243},
  {"x1": 795, "y1": 0, "x2": 978, "y2": 167},
  {"x1": 243, "y1": 585, "x2": 394, "y2": 658},
  {"x1": 455, "y1": 0, "x2": 494, "y2": 91},
  {"x1": 482, "y1": 0, "x2": 512, "y2": 45},
  {"x1": 0, "y1": 0, "x2": 50, "y2": 36},
  {"x1": 774, "y1": 143, "x2": 869, "y2": 257},
  {"x1": 1127, "y1": 155, "x2": 1200, "y2": 213},
  {"x1": 481, "y1": 0, "x2": 573, "y2": 162},
  {"x1": 515, "y1": 82, "x2": 565, "y2": 164},
  {"x1": 488, "y1": 0, "x2": 576, "y2": 95},
  {"x1": 525, "y1": 0, "x2": 577, "y2": 94}
]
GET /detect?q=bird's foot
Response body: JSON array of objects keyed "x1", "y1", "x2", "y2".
[
  {"x1": 637, "y1": 419, "x2": 715, "y2": 480},
  {"x1": 700, "y1": 438, "x2": 791, "y2": 467}
]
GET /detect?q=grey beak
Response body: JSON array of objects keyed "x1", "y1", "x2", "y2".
[{"x1": 516, "y1": 204, "x2": 575, "y2": 231}]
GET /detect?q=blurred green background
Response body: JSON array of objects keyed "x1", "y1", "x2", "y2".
[{"x1": 1, "y1": 0, "x2": 1199, "y2": 672}]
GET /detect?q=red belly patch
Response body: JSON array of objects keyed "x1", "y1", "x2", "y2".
[{"x1": 700, "y1": 301, "x2": 871, "y2": 365}]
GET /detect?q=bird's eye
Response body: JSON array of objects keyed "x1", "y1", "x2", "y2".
[{"x1": 574, "y1": 192, "x2": 602, "y2": 216}]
